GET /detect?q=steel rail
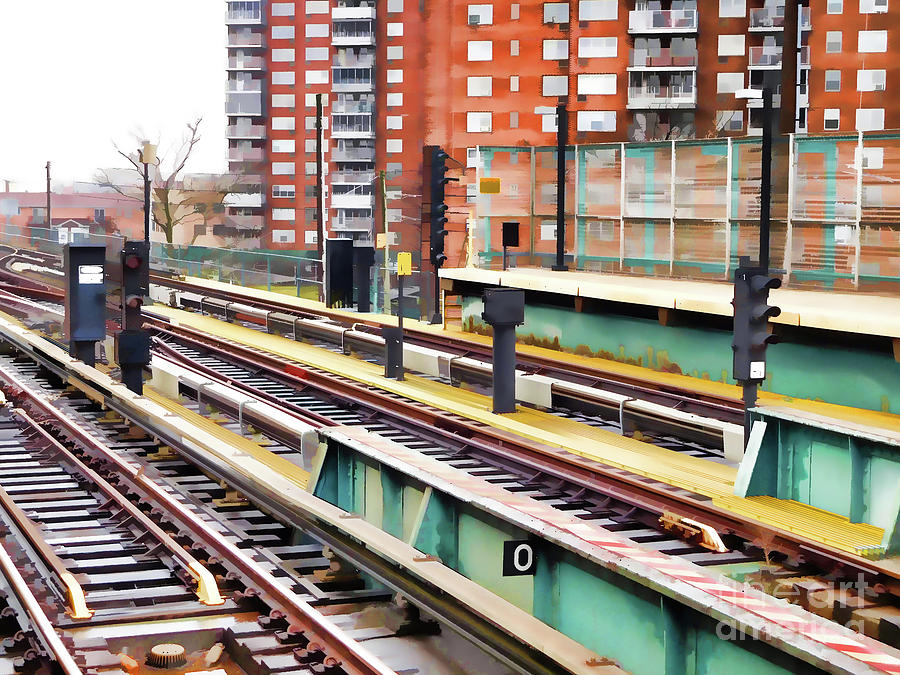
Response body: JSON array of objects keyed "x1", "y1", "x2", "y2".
[
  {"x1": 143, "y1": 315, "x2": 893, "y2": 584},
  {"x1": 0, "y1": 362, "x2": 400, "y2": 675}
]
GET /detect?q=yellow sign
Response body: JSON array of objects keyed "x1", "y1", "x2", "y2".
[
  {"x1": 480, "y1": 177, "x2": 501, "y2": 194},
  {"x1": 397, "y1": 251, "x2": 412, "y2": 276}
]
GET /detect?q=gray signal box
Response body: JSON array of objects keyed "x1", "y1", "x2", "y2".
[{"x1": 64, "y1": 244, "x2": 106, "y2": 366}]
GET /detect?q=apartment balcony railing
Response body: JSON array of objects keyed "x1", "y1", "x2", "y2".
[
  {"x1": 627, "y1": 85, "x2": 697, "y2": 109},
  {"x1": 226, "y1": 80, "x2": 263, "y2": 93},
  {"x1": 332, "y1": 55, "x2": 375, "y2": 68},
  {"x1": 226, "y1": 124, "x2": 266, "y2": 139},
  {"x1": 226, "y1": 92, "x2": 262, "y2": 116},
  {"x1": 332, "y1": 26, "x2": 375, "y2": 46},
  {"x1": 228, "y1": 147, "x2": 265, "y2": 162},
  {"x1": 331, "y1": 147, "x2": 376, "y2": 162},
  {"x1": 227, "y1": 56, "x2": 264, "y2": 70},
  {"x1": 224, "y1": 214, "x2": 264, "y2": 230},
  {"x1": 800, "y1": 6, "x2": 811, "y2": 30},
  {"x1": 331, "y1": 193, "x2": 374, "y2": 210},
  {"x1": 799, "y1": 45, "x2": 810, "y2": 67},
  {"x1": 331, "y1": 171, "x2": 375, "y2": 184},
  {"x1": 226, "y1": 3, "x2": 262, "y2": 25},
  {"x1": 332, "y1": 127, "x2": 375, "y2": 139},
  {"x1": 332, "y1": 6, "x2": 376, "y2": 20},
  {"x1": 333, "y1": 68, "x2": 374, "y2": 92},
  {"x1": 227, "y1": 32, "x2": 264, "y2": 48},
  {"x1": 628, "y1": 49, "x2": 697, "y2": 69},
  {"x1": 224, "y1": 193, "x2": 263, "y2": 209},
  {"x1": 331, "y1": 216, "x2": 373, "y2": 231},
  {"x1": 749, "y1": 6, "x2": 785, "y2": 30},
  {"x1": 748, "y1": 46, "x2": 782, "y2": 68},
  {"x1": 331, "y1": 101, "x2": 374, "y2": 114},
  {"x1": 628, "y1": 9, "x2": 697, "y2": 34}
]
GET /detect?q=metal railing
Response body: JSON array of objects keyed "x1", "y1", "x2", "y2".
[{"x1": 628, "y1": 9, "x2": 697, "y2": 32}]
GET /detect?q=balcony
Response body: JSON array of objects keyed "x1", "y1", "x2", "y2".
[
  {"x1": 331, "y1": 216, "x2": 373, "y2": 231},
  {"x1": 224, "y1": 214, "x2": 264, "y2": 230},
  {"x1": 226, "y1": 79, "x2": 263, "y2": 93},
  {"x1": 332, "y1": 22, "x2": 375, "y2": 46},
  {"x1": 748, "y1": 45, "x2": 782, "y2": 69},
  {"x1": 227, "y1": 56, "x2": 264, "y2": 70},
  {"x1": 628, "y1": 48, "x2": 697, "y2": 70},
  {"x1": 749, "y1": 6, "x2": 784, "y2": 31},
  {"x1": 227, "y1": 32, "x2": 264, "y2": 48},
  {"x1": 332, "y1": 100, "x2": 374, "y2": 114},
  {"x1": 332, "y1": 6, "x2": 376, "y2": 20},
  {"x1": 628, "y1": 9, "x2": 697, "y2": 34},
  {"x1": 333, "y1": 55, "x2": 375, "y2": 68},
  {"x1": 799, "y1": 45, "x2": 810, "y2": 67},
  {"x1": 224, "y1": 193, "x2": 263, "y2": 209},
  {"x1": 331, "y1": 147, "x2": 375, "y2": 162},
  {"x1": 332, "y1": 193, "x2": 374, "y2": 209},
  {"x1": 333, "y1": 68, "x2": 374, "y2": 93},
  {"x1": 331, "y1": 171, "x2": 375, "y2": 184},
  {"x1": 627, "y1": 85, "x2": 696, "y2": 110},
  {"x1": 226, "y1": 2, "x2": 262, "y2": 25},
  {"x1": 226, "y1": 123, "x2": 266, "y2": 139},
  {"x1": 228, "y1": 147, "x2": 265, "y2": 162},
  {"x1": 800, "y1": 6, "x2": 811, "y2": 30},
  {"x1": 226, "y1": 92, "x2": 262, "y2": 116}
]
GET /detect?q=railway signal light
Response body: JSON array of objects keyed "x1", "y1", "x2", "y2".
[
  {"x1": 117, "y1": 240, "x2": 151, "y2": 394},
  {"x1": 732, "y1": 258, "x2": 781, "y2": 384},
  {"x1": 427, "y1": 147, "x2": 457, "y2": 269}
]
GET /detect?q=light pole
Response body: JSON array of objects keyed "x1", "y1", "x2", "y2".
[
  {"x1": 138, "y1": 141, "x2": 157, "y2": 245},
  {"x1": 735, "y1": 87, "x2": 773, "y2": 273}
]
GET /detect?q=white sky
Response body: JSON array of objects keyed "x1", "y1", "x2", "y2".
[{"x1": 0, "y1": 1, "x2": 226, "y2": 191}]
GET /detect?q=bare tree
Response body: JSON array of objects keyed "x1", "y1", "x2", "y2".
[{"x1": 95, "y1": 118, "x2": 239, "y2": 245}]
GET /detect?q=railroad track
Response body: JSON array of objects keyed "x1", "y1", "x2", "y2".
[{"x1": 0, "y1": 354, "x2": 538, "y2": 675}]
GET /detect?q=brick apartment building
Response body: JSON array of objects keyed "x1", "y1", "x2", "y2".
[{"x1": 225, "y1": 0, "x2": 897, "y2": 254}]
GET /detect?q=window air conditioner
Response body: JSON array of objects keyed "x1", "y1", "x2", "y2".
[{"x1": 468, "y1": 15, "x2": 480, "y2": 25}]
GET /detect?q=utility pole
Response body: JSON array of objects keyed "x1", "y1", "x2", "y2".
[
  {"x1": 552, "y1": 103, "x2": 568, "y2": 271},
  {"x1": 759, "y1": 87, "x2": 773, "y2": 274},
  {"x1": 45, "y1": 162, "x2": 51, "y2": 232},
  {"x1": 379, "y1": 170, "x2": 391, "y2": 314},
  {"x1": 315, "y1": 93, "x2": 325, "y2": 303}
]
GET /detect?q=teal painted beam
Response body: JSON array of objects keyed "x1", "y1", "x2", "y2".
[{"x1": 381, "y1": 466, "x2": 404, "y2": 539}]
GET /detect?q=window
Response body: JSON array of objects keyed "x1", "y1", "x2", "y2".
[
  {"x1": 272, "y1": 117, "x2": 295, "y2": 130},
  {"x1": 542, "y1": 112, "x2": 558, "y2": 132},
  {"x1": 860, "y1": 0, "x2": 888, "y2": 13},
  {"x1": 825, "y1": 70, "x2": 841, "y2": 92},
  {"x1": 578, "y1": 37, "x2": 616, "y2": 58},
  {"x1": 466, "y1": 112, "x2": 492, "y2": 133},
  {"x1": 858, "y1": 30, "x2": 887, "y2": 53},
  {"x1": 304, "y1": 230, "x2": 318, "y2": 245},
  {"x1": 272, "y1": 230, "x2": 296, "y2": 244},
  {"x1": 716, "y1": 110, "x2": 744, "y2": 131},
  {"x1": 386, "y1": 116, "x2": 403, "y2": 129},
  {"x1": 578, "y1": 73, "x2": 616, "y2": 95},
  {"x1": 305, "y1": 24, "x2": 328, "y2": 38},
  {"x1": 305, "y1": 162, "x2": 316, "y2": 175},
  {"x1": 826, "y1": 0, "x2": 842, "y2": 11},
  {"x1": 467, "y1": 76, "x2": 493, "y2": 96},
  {"x1": 272, "y1": 49, "x2": 295, "y2": 62},
  {"x1": 273, "y1": 185, "x2": 295, "y2": 199},
  {"x1": 272, "y1": 139, "x2": 295, "y2": 153},
  {"x1": 543, "y1": 39, "x2": 568, "y2": 60},
  {"x1": 387, "y1": 93, "x2": 403, "y2": 106},
  {"x1": 272, "y1": 71, "x2": 295, "y2": 85},
  {"x1": 271, "y1": 3, "x2": 294, "y2": 16},
  {"x1": 305, "y1": 93, "x2": 327, "y2": 106},
  {"x1": 544, "y1": 3, "x2": 568, "y2": 23},
  {"x1": 386, "y1": 139, "x2": 403, "y2": 153},
  {"x1": 272, "y1": 94, "x2": 295, "y2": 107},
  {"x1": 305, "y1": 70, "x2": 328, "y2": 84},
  {"x1": 305, "y1": 1, "x2": 328, "y2": 13},
  {"x1": 272, "y1": 209, "x2": 295, "y2": 221},
  {"x1": 468, "y1": 4, "x2": 493, "y2": 24},
  {"x1": 510, "y1": 40, "x2": 520, "y2": 56},
  {"x1": 579, "y1": 0, "x2": 617, "y2": 20},
  {"x1": 577, "y1": 111, "x2": 616, "y2": 132},
  {"x1": 466, "y1": 147, "x2": 479, "y2": 168},
  {"x1": 305, "y1": 47, "x2": 328, "y2": 60},
  {"x1": 387, "y1": 0, "x2": 403, "y2": 11},
  {"x1": 94, "y1": 208, "x2": 105, "y2": 222},
  {"x1": 855, "y1": 146, "x2": 884, "y2": 169},
  {"x1": 510, "y1": 111, "x2": 519, "y2": 128},
  {"x1": 719, "y1": 0, "x2": 745, "y2": 17},
  {"x1": 858, "y1": 69, "x2": 886, "y2": 91},
  {"x1": 542, "y1": 75, "x2": 568, "y2": 96},
  {"x1": 387, "y1": 22, "x2": 403, "y2": 36},
  {"x1": 387, "y1": 45, "x2": 403, "y2": 60},
  {"x1": 826, "y1": 31, "x2": 842, "y2": 53},
  {"x1": 718, "y1": 35, "x2": 745, "y2": 57},
  {"x1": 511, "y1": 3, "x2": 520, "y2": 18},
  {"x1": 510, "y1": 75, "x2": 520, "y2": 92},
  {"x1": 304, "y1": 139, "x2": 317, "y2": 152},
  {"x1": 856, "y1": 108, "x2": 885, "y2": 131},
  {"x1": 386, "y1": 162, "x2": 402, "y2": 178},
  {"x1": 272, "y1": 26, "x2": 294, "y2": 39},
  {"x1": 387, "y1": 69, "x2": 403, "y2": 83},
  {"x1": 468, "y1": 40, "x2": 493, "y2": 61},
  {"x1": 716, "y1": 72, "x2": 744, "y2": 94},
  {"x1": 824, "y1": 108, "x2": 840, "y2": 130}
]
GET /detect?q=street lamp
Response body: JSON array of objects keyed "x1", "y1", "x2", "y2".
[
  {"x1": 734, "y1": 87, "x2": 773, "y2": 273},
  {"x1": 138, "y1": 141, "x2": 157, "y2": 245}
]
